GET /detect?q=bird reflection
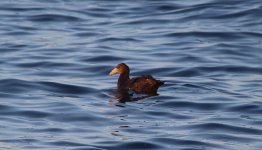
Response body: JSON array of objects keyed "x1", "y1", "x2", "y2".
[{"x1": 109, "y1": 88, "x2": 157, "y2": 103}]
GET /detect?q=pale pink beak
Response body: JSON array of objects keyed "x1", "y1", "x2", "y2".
[{"x1": 109, "y1": 68, "x2": 120, "y2": 76}]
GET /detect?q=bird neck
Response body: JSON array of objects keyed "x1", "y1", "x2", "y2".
[{"x1": 118, "y1": 72, "x2": 130, "y2": 90}]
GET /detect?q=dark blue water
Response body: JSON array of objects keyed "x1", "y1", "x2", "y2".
[{"x1": 0, "y1": 0, "x2": 262, "y2": 149}]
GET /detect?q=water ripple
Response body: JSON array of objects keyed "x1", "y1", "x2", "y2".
[
  {"x1": 0, "y1": 79, "x2": 95, "y2": 95},
  {"x1": 27, "y1": 14, "x2": 83, "y2": 22},
  {"x1": 190, "y1": 122, "x2": 262, "y2": 135},
  {"x1": 0, "y1": 0, "x2": 262, "y2": 149}
]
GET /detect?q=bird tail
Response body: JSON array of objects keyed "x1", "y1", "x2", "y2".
[{"x1": 158, "y1": 80, "x2": 165, "y2": 86}]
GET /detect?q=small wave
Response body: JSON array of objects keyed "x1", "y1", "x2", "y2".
[
  {"x1": 82, "y1": 55, "x2": 124, "y2": 62},
  {"x1": 102, "y1": 141, "x2": 162, "y2": 150},
  {"x1": 0, "y1": 6, "x2": 44, "y2": 12},
  {"x1": 226, "y1": 102, "x2": 262, "y2": 114},
  {"x1": 0, "y1": 79, "x2": 95, "y2": 95},
  {"x1": 38, "y1": 81, "x2": 95, "y2": 95},
  {"x1": 73, "y1": 32, "x2": 102, "y2": 37},
  {"x1": 0, "y1": 79, "x2": 39, "y2": 93},
  {"x1": 155, "y1": 101, "x2": 223, "y2": 111},
  {"x1": 189, "y1": 123, "x2": 262, "y2": 135},
  {"x1": 166, "y1": 31, "x2": 244, "y2": 39},
  {"x1": 204, "y1": 133, "x2": 260, "y2": 143},
  {"x1": 0, "y1": 106, "x2": 50, "y2": 119},
  {"x1": 16, "y1": 110, "x2": 50, "y2": 118},
  {"x1": 48, "y1": 141, "x2": 89, "y2": 147},
  {"x1": 27, "y1": 14, "x2": 83, "y2": 22},
  {"x1": 150, "y1": 137, "x2": 222, "y2": 149},
  {"x1": 170, "y1": 65, "x2": 262, "y2": 77},
  {"x1": 212, "y1": 7, "x2": 261, "y2": 19},
  {"x1": 3, "y1": 31, "x2": 32, "y2": 36},
  {"x1": 97, "y1": 37, "x2": 141, "y2": 43}
]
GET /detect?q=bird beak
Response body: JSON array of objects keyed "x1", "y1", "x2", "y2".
[{"x1": 109, "y1": 68, "x2": 120, "y2": 76}]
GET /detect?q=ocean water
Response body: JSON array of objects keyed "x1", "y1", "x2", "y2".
[{"x1": 0, "y1": 0, "x2": 262, "y2": 149}]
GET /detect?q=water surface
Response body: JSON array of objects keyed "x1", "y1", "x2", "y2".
[{"x1": 0, "y1": 0, "x2": 262, "y2": 149}]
